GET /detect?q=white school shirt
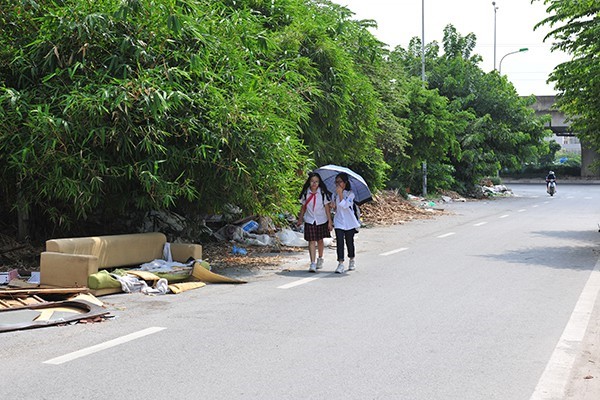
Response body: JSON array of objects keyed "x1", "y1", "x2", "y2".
[
  {"x1": 301, "y1": 188, "x2": 330, "y2": 225},
  {"x1": 333, "y1": 190, "x2": 361, "y2": 230}
]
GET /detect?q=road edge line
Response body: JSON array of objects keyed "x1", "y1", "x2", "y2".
[{"x1": 529, "y1": 256, "x2": 600, "y2": 399}]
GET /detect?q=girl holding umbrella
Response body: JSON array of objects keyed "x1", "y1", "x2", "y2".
[{"x1": 331, "y1": 172, "x2": 361, "y2": 274}]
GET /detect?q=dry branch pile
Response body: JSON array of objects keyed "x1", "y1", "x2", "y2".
[{"x1": 360, "y1": 190, "x2": 441, "y2": 226}]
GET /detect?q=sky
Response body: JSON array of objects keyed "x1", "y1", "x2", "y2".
[{"x1": 332, "y1": 0, "x2": 571, "y2": 96}]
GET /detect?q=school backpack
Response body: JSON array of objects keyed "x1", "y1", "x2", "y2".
[
  {"x1": 352, "y1": 203, "x2": 362, "y2": 232},
  {"x1": 352, "y1": 203, "x2": 361, "y2": 222}
]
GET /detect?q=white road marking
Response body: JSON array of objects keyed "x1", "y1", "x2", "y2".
[
  {"x1": 380, "y1": 247, "x2": 408, "y2": 256},
  {"x1": 584, "y1": 196, "x2": 592, "y2": 200},
  {"x1": 518, "y1": 209, "x2": 526, "y2": 212},
  {"x1": 437, "y1": 232, "x2": 456, "y2": 238},
  {"x1": 473, "y1": 221, "x2": 488, "y2": 226},
  {"x1": 499, "y1": 214, "x2": 510, "y2": 219},
  {"x1": 532, "y1": 205, "x2": 539, "y2": 208},
  {"x1": 529, "y1": 257, "x2": 600, "y2": 400},
  {"x1": 43, "y1": 327, "x2": 166, "y2": 365},
  {"x1": 278, "y1": 276, "x2": 322, "y2": 289}
]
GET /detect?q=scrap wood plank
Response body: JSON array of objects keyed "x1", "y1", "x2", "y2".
[
  {"x1": 0, "y1": 296, "x2": 47, "y2": 310},
  {"x1": 0, "y1": 287, "x2": 89, "y2": 297},
  {"x1": 7, "y1": 279, "x2": 40, "y2": 289}
]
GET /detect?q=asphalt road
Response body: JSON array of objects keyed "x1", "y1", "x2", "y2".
[{"x1": 1, "y1": 183, "x2": 599, "y2": 400}]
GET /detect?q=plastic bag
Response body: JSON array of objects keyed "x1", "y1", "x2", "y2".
[{"x1": 275, "y1": 229, "x2": 308, "y2": 247}]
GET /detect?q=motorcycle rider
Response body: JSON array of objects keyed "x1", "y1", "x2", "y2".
[{"x1": 545, "y1": 170, "x2": 557, "y2": 192}]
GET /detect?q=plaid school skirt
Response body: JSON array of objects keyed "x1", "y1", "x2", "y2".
[{"x1": 304, "y1": 221, "x2": 331, "y2": 242}]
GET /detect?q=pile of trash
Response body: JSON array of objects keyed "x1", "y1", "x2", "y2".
[
  {"x1": 0, "y1": 191, "x2": 461, "y2": 276},
  {"x1": 479, "y1": 184, "x2": 513, "y2": 197}
]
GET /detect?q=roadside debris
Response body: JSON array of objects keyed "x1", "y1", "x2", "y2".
[
  {"x1": 481, "y1": 184, "x2": 513, "y2": 197},
  {"x1": 360, "y1": 191, "x2": 442, "y2": 226},
  {"x1": 0, "y1": 295, "x2": 110, "y2": 333},
  {"x1": 232, "y1": 245, "x2": 248, "y2": 255},
  {"x1": 0, "y1": 189, "x2": 453, "y2": 334}
]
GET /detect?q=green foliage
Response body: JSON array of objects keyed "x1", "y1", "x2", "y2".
[
  {"x1": 0, "y1": 0, "x2": 396, "y2": 236},
  {"x1": 393, "y1": 24, "x2": 550, "y2": 191},
  {"x1": 502, "y1": 163, "x2": 581, "y2": 179},
  {"x1": 383, "y1": 76, "x2": 464, "y2": 193},
  {"x1": 555, "y1": 150, "x2": 581, "y2": 167},
  {"x1": 0, "y1": 1, "x2": 559, "y2": 239},
  {"x1": 501, "y1": 147, "x2": 582, "y2": 178},
  {"x1": 538, "y1": 140, "x2": 562, "y2": 165},
  {"x1": 534, "y1": 0, "x2": 600, "y2": 153},
  {"x1": 0, "y1": 0, "x2": 312, "y2": 231},
  {"x1": 281, "y1": 1, "x2": 389, "y2": 189}
]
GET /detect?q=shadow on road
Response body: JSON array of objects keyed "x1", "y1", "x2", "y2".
[
  {"x1": 531, "y1": 229, "x2": 600, "y2": 244},
  {"x1": 481, "y1": 229, "x2": 599, "y2": 271}
]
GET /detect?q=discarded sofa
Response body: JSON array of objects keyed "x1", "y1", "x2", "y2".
[{"x1": 40, "y1": 232, "x2": 202, "y2": 292}]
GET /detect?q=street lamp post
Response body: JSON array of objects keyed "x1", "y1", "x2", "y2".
[
  {"x1": 499, "y1": 48, "x2": 529, "y2": 74},
  {"x1": 492, "y1": 1, "x2": 499, "y2": 70},
  {"x1": 421, "y1": 0, "x2": 426, "y2": 85},
  {"x1": 421, "y1": 0, "x2": 427, "y2": 197}
]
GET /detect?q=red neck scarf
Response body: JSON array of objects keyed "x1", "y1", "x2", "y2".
[{"x1": 306, "y1": 191, "x2": 317, "y2": 211}]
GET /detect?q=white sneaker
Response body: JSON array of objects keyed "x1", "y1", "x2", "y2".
[
  {"x1": 335, "y1": 263, "x2": 345, "y2": 274},
  {"x1": 316, "y1": 257, "x2": 324, "y2": 269},
  {"x1": 348, "y1": 260, "x2": 355, "y2": 271},
  {"x1": 309, "y1": 263, "x2": 317, "y2": 273}
]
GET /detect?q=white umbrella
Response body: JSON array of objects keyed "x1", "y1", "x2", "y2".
[{"x1": 313, "y1": 164, "x2": 373, "y2": 205}]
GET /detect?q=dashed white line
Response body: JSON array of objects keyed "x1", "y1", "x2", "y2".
[
  {"x1": 532, "y1": 205, "x2": 539, "y2": 208},
  {"x1": 518, "y1": 209, "x2": 526, "y2": 212},
  {"x1": 473, "y1": 222, "x2": 488, "y2": 226},
  {"x1": 499, "y1": 214, "x2": 510, "y2": 219},
  {"x1": 437, "y1": 232, "x2": 456, "y2": 238},
  {"x1": 380, "y1": 247, "x2": 408, "y2": 256},
  {"x1": 43, "y1": 327, "x2": 166, "y2": 365},
  {"x1": 278, "y1": 276, "x2": 321, "y2": 289}
]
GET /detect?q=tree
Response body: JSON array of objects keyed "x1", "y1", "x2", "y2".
[
  {"x1": 0, "y1": 0, "x2": 395, "y2": 238},
  {"x1": 0, "y1": 0, "x2": 311, "y2": 234},
  {"x1": 399, "y1": 25, "x2": 549, "y2": 190},
  {"x1": 387, "y1": 76, "x2": 466, "y2": 193},
  {"x1": 534, "y1": 0, "x2": 600, "y2": 153},
  {"x1": 284, "y1": 0, "x2": 389, "y2": 188}
]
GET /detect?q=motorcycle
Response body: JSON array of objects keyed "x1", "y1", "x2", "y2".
[{"x1": 547, "y1": 179, "x2": 556, "y2": 196}]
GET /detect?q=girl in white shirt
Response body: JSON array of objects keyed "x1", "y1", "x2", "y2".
[
  {"x1": 296, "y1": 172, "x2": 333, "y2": 272},
  {"x1": 331, "y1": 172, "x2": 361, "y2": 273}
]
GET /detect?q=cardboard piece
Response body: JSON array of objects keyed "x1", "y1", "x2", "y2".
[
  {"x1": 168, "y1": 281, "x2": 206, "y2": 294},
  {"x1": 192, "y1": 262, "x2": 246, "y2": 284},
  {"x1": 126, "y1": 270, "x2": 161, "y2": 282}
]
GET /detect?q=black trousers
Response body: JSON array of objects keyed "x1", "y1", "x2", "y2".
[{"x1": 335, "y1": 228, "x2": 356, "y2": 261}]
